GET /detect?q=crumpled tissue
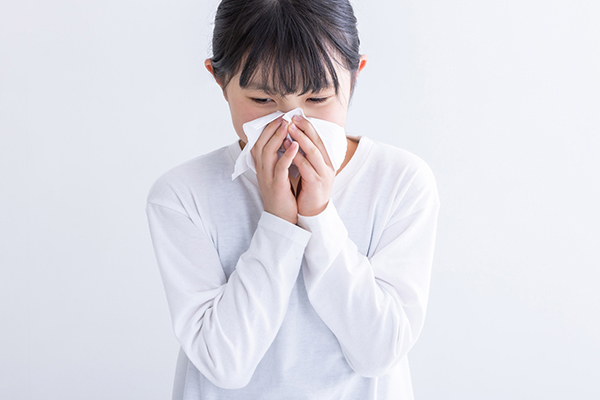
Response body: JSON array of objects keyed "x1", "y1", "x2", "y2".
[{"x1": 231, "y1": 108, "x2": 347, "y2": 180}]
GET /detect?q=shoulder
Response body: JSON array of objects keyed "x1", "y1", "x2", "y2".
[
  {"x1": 146, "y1": 145, "x2": 233, "y2": 213},
  {"x1": 358, "y1": 137, "x2": 440, "y2": 218},
  {"x1": 360, "y1": 138, "x2": 437, "y2": 192}
]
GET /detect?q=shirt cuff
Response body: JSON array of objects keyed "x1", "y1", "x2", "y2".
[
  {"x1": 297, "y1": 200, "x2": 349, "y2": 260},
  {"x1": 259, "y1": 211, "x2": 312, "y2": 245},
  {"x1": 297, "y1": 200, "x2": 343, "y2": 233}
]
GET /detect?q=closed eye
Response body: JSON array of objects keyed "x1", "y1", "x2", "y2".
[
  {"x1": 251, "y1": 98, "x2": 272, "y2": 104},
  {"x1": 308, "y1": 97, "x2": 330, "y2": 104}
]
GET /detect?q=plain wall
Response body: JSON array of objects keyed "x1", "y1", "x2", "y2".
[{"x1": 1, "y1": 0, "x2": 598, "y2": 398}]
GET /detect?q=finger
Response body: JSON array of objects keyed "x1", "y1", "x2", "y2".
[
  {"x1": 282, "y1": 136, "x2": 293, "y2": 150},
  {"x1": 264, "y1": 119, "x2": 290, "y2": 159},
  {"x1": 253, "y1": 119, "x2": 285, "y2": 170},
  {"x1": 291, "y1": 115, "x2": 333, "y2": 168},
  {"x1": 253, "y1": 116, "x2": 284, "y2": 152},
  {"x1": 291, "y1": 148, "x2": 319, "y2": 182},
  {"x1": 274, "y1": 141, "x2": 299, "y2": 181},
  {"x1": 288, "y1": 122, "x2": 329, "y2": 176}
]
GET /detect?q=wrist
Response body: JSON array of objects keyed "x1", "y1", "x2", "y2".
[{"x1": 298, "y1": 200, "x2": 329, "y2": 217}]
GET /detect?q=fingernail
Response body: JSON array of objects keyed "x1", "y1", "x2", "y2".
[
  {"x1": 290, "y1": 123, "x2": 297, "y2": 131},
  {"x1": 293, "y1": 115, "x2": 301, "y2": 123}
]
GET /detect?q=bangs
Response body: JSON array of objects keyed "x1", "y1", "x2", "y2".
[{"x1": 235, "y1": 5, "x2": 342, "y2": 96}]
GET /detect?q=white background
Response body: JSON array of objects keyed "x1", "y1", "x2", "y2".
[{"x1": 1, "y1": 0, "x2": 599, "y2": 398}]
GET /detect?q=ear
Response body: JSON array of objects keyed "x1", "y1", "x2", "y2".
[
  {"x1": 351, "y1": 54, "x2": 368, "y2": 85},
  {"x1": 204, "y1": 58, "x2": 217, "y2": 79},
  {"x1": 350, "y1": 54, "x2": 368, "y2": 93},
  {"x1": 357, "y1": 54, "x2": 368, "y2": 74},
  {"x1": 204, "y1": 58, "x2": 228, "y2": 101}
]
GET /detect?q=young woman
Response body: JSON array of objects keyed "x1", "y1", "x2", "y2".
[{"x1": 146, "y1": 0, "x2": 440, "y2": 398}]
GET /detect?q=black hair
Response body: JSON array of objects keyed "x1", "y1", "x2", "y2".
[{"x1": 209, "y1": 0, "x2": 361, "y2": 96}]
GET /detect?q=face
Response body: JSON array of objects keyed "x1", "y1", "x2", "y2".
[{"x1": 206, "y1": 55, "x2": 367, "y2": 143}]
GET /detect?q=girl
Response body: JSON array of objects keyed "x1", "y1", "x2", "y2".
[{"x1": 146, "y1": 0, "x2": 440, "y2": 398}]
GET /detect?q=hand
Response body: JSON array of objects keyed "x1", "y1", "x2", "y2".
[
  {"x1": 285, "y1": 115, "x2": 335, "y2": 217},
  {"x1": 251, "y1": 117, "x2": 300, "y2": 224}
]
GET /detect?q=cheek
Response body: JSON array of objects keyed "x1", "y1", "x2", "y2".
[
  {"x1": 312, "y1": 102, "x2": 348, "y2": 127},
  {"x1": 228, "y1": 101, "x2": 263, "y2": 142}
]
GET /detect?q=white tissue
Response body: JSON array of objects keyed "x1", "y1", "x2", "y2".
[{"x1": 231, "y1": 108, "x2": 347, "y2": 180}]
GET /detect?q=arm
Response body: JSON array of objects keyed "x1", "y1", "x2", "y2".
[
  {"x1": 297, "y1": 197, "x2": 440, "y2": 377},
  {"x1": 146, "y1": 202, "x2": 311, "y2": 389}
]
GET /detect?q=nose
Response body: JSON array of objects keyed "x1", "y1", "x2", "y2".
[
  {"x1": 278, "y1": 97, "x2": 304, "y2": 115},
  {"x1": 281, "y1": 107, "x2": 303, "y2": 117}
]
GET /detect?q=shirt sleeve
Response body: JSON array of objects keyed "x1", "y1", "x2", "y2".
[
  {"x1": 297, "y1": 181, "x2": 440, "y2": 377},
  {"x1": 146, "y1": 201, "x2": 311, "y2": 389}
]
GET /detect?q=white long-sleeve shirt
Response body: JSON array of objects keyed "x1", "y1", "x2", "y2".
[{"x1": 146, "y1": 135, "x2": 440, "y2": 399}]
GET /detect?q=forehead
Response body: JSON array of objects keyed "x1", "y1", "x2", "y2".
[{"x1": 235, "y1": 56, "x2": 349, "y2": 96}]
